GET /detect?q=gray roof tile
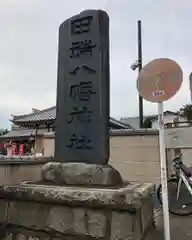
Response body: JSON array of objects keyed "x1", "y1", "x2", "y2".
[
  {"x1": 0, "y1": 129, "x2": 49, "y2": 139},
  {"x1": 13, "y1": 106, "x2": 56, "y2": 123},
  {"x1": 120, "y1": 111, "x2": 180, "y2": 128},
  {"x1": 12, "y1": 106, "x2": 132, "y2": 129}
]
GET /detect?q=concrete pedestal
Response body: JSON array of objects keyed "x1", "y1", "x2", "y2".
[{"x1": 0, "y1": 181, "x2": 154, "y2": 240}]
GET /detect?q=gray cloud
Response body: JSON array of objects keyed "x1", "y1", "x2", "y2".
[{"x1": 0, "y1": 0, "x2": 192, "y2": 128}]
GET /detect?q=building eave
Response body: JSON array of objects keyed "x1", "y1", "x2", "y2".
[{"x1": 11, "y1": 106, "x2": 131, "y2": 129}]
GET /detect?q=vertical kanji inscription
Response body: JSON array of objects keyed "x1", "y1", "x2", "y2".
[{"x1": 55, "y1": 10, "x2": 110, "y2": 164}]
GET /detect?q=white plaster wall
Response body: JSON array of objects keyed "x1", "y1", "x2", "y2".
[{"x1": 152, "y1": 115, "x2": 185, "y2": 129}]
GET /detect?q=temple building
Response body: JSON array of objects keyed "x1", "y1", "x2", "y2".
[{"x1": 0, "y1": 106, "x2": 131, "y2": 155}]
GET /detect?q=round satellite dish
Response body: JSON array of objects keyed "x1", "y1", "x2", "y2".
[{"x1": 137, "y1": 58, "x2": 183, "y2": 102}]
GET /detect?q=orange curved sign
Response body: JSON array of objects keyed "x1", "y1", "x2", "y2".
[{"x1": 137, "y1": 58, "x2": 183, "y2": 102}]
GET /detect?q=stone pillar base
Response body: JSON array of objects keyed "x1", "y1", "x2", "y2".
[
  {"x1": 0, "y1": 182, "x2": 154, "y2": 240},
  {"x1": 41, "y1": 162, "x2": 124, "y2": 187}
]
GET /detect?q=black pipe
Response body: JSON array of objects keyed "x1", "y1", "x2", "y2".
[{"x1": 137, "y1": 20, "x2": 144, "y2": 128}]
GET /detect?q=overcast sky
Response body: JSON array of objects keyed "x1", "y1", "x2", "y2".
[{"x1": 0, "y1": 0, "x2": 192, "y2": 128}]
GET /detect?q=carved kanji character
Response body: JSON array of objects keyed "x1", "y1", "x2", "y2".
[
  {"x1": 69, "y1": 81, "x2": 96, "y2": 101},
  {"x1": 71, "y1": 16, "x2": 93, "y2": 35},
  {"x1": 68, "y1": 106, "x2": 92, "y2": 123},
  {"x1": 66, "y1": 134, "x2": 92, "y2": 149},
  {"x1": 70, "y1": 40, "x2": 96, "y2": 58}
]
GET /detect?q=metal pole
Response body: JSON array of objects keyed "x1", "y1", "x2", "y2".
[
  {"x1": 189, "y1": 73, "x2": 192, "y2": 102},
  {"x1": 158, "y1": 102, "x2": 171, "y2": 240},
  {"x1": 138, "y1": 20, "x2": 144, "y2": 128}
]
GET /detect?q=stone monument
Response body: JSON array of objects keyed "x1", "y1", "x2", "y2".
[
  {"x1": 43, "y1": 9, "x2": 123, "y2": 187},
  {"x1": 55, "y1": 9, "x2": 109, "y2": 164},
  {"x1": 0, "y1": 10, "x2": 155, "y2": 240}
]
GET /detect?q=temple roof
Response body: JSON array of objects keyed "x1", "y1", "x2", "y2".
[
  {"x1": 13, "y1": 106, "x2": 56, "y2": 123},
  {"x1": 12, "y1": 106, "x2": 132, "y2": 129}
]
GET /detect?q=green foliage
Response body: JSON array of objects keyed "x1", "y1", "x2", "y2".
[
  {"x1": 143, "y1": 117, "x2": 153, "y2": 128},
  {"x1": 0, "y1": 129, "x2": 9, "y2": 136},
  {"x1": 179, "y1": 104, "x2": 192, "y2": 121}
]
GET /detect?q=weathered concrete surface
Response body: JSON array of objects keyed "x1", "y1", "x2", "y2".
[
  {"x1": 0, "y1": 157, "x2": 51, "y2": 185},
  {"x1": 0, "y1": 182, "x2": 153, "y2": 209},
  {"x1": 42, "y1": 162, "x2": 123, "y2": 186},
  {"x1": 0, "y1": 182, "x2": 154, "y2": 240}
]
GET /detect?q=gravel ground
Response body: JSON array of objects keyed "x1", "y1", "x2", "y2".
[{"x1": 145, "y1": 195, "x2": 192, "y2": 239}]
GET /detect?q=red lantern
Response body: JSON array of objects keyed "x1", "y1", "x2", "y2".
[
  {"x1": 19, "y1": 144, "x2": 24, "y2": 155},
  {"x1": 12, "y1": 143, "x2": 17, "y2": 155}
]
